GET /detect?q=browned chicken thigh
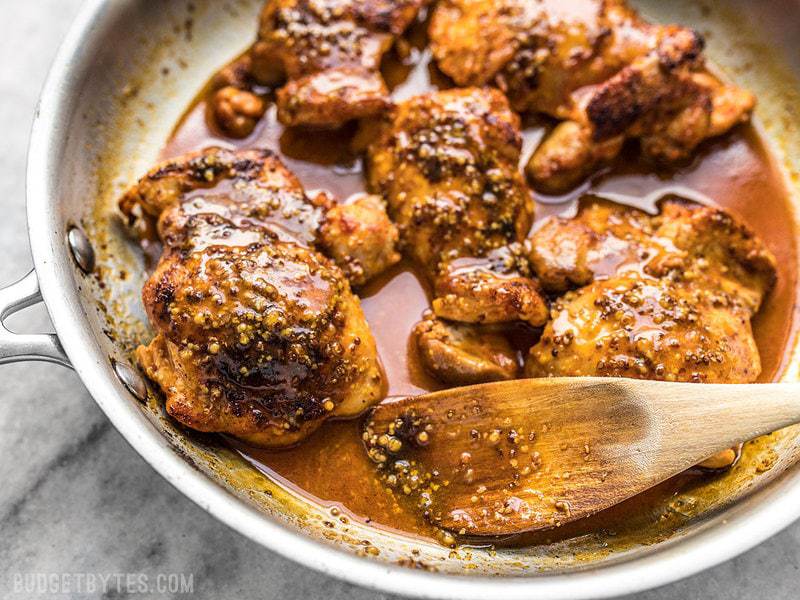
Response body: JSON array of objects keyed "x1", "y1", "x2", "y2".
[
  {"x1": 120, "y1": 148, "x2": 398, "y2": 447},
  {"x1": 367, "y1": 88, "x2": 548, "y2": 385},
  {"x1": 367, "y1": 88, "x2": 547, "y2": 323},
  {"x1": 527, "y1": 197, "x2": 776, "y2": 465},
  {"x1": 211, "y1": 0, "x2": 428, "y2": 133},
  {"x1": 429, "y1": 0, "x2": 755, "y2": 192}
]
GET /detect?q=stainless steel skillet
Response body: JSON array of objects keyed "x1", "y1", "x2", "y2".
[{"x1": 3, "y1": 1, "x2": 800, "y2": 598}]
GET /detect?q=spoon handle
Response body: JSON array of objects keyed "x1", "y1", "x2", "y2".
[{"x1": 621, "y1": 380, "x2": 800, "y2": 468}]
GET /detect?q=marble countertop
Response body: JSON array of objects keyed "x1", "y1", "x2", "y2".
[{"x1": 0, "y1": 1, "x2": 798, "y2": 598}]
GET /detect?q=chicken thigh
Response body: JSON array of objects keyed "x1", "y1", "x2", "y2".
[
  {"x1": 120, "y1": 148, "x2": 397, "y2": 447},
  {"x1": 367, "y1": 88, "x2": 548, "y2": 327},
  {"x1": 528, "y1": 197, "x2": 664, "y2": 294},
  {"x1": 527, "y1": 197, "x2": 776, "y2": 468},
  {"x1": 211, "y1": 0, "x2": 428, "y2": 133},
  {"x1": 429, "y1": 0, "x2": 755, "y2": 192}
]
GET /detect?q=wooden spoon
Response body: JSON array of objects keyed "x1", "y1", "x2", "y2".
[{"x1": 363, "y1": 377, "x2": 800, "y2": 537}]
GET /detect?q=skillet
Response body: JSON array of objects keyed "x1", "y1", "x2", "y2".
[{"x1": 4, "y1": 1, "x2": 800, "y2": 598}]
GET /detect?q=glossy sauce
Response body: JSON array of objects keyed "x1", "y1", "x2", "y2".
[{"x1": 161, "y1": 22, "x2": 799, "y2": 543}]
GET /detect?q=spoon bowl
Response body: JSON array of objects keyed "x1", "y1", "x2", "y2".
[{"x1": 365, "y1": 377, "x2": 800, "y2": 536}]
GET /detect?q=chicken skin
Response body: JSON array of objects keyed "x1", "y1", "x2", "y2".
[
  {"x1": 367, "y1": 88, "x2": 548, "y2": 328},
  {"x1": 120, "y1": 148, "x2": 398, "y2": 447},
  {"x1": 211, "y1": 0, "x2": 428, "y2": 132},
  {"x1": 527, "y1": 197, "x2": 776, "y2": 468},
  {"x1": 429, "y1": 0, "x2": 755, "y2": 192}
]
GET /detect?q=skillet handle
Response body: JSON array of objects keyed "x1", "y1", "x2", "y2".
[{"x1": 0, "y1": 270, "x2": 71, "y2": 368}]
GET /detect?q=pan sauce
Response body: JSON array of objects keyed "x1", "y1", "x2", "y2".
[{"x1": 158, "y1": 25, "x2": 799, "y2": 544}]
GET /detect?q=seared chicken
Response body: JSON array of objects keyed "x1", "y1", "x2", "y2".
[
  {"x1": 432, "y1": 246, "x2": 547, "y2": 325},
  {"x1": 367, "y1": 88, "x2": 548, "y2": 327},
  {"x1": 529, "y1": 197, "x2": 661, "y2": 294},
  {"x1": 414, "y1": 314, "x2": 519, "y2": 385},
  {"x1": 318, "y1": 193, "x2": 401, "y2": 286},
  {"x1": 120, "y1": 148, "x2": 398, "y2": 447},
  {"x1": 527, "y1": 197, "x2": 776, "y2": 469},
  {"x1": 211, "y1": 0, "x2": 428, "y2": 133},
  {"x1": 429, "y1": 0, "x2": 755, "y2": 192},
  {"x1": 210, "y1": 82, "x2": 268, "y2": 139}
]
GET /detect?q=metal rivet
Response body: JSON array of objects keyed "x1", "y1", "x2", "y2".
[
  {"x1": 67, "y1": 226, "x2": 95, "y2": 273},
  {"x1": 114, "y1": 360, "x2": 148, "y2": 403}
]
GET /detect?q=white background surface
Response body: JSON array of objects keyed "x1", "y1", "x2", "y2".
[{"x1": 0, "y1": 0, "x2": 798, "y2": 597}]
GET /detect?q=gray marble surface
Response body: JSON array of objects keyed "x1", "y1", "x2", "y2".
[{"x1": 0, "y1": 1, "x2": 798, "y2": 598}]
